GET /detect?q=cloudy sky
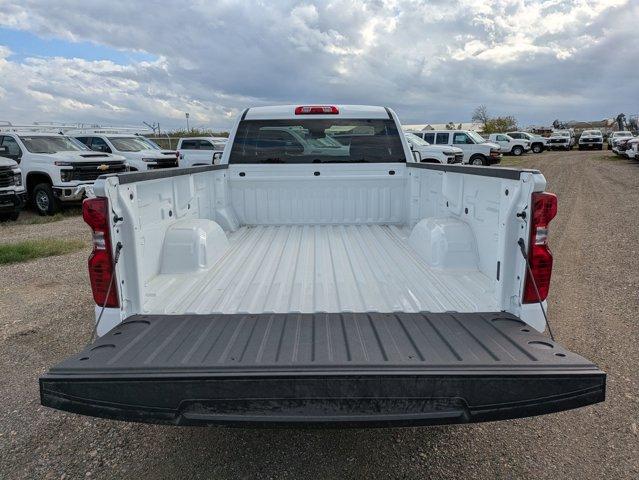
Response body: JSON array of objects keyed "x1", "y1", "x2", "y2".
[{"x1": 0, "y1": 0, "x2": 636, "y2": 131}]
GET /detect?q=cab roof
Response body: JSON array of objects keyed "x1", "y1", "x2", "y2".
[{"x1": 244, "y1": 105, "x2": 391, "y2": 120}]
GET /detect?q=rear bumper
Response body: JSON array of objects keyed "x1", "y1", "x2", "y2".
[
  {"x1": 0, "y1": 190, "x2": 27, "y2": 212},
  {"x1": 40, "y1": 312, "x2": 605, "y2": 427},
  {"x1": 40, "y1": 371, "x2": 605, "y2": 427}
]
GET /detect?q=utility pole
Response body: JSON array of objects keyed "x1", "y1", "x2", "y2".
[{"x1": 185, "y1": 112, "x2": 190, "y2": 132}]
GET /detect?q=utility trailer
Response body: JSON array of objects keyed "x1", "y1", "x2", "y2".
[{"x1": 40, "y1": 105, "x2": 605, "y2": 426}]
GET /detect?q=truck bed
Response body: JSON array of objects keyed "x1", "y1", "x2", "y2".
[
  {"x1": 144, "y1": 224, "x2": 497, "y2": 315},
  {"x1": 40, "y1": 312, "x2": 605, "y2": 426}
]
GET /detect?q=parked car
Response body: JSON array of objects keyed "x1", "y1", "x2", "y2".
[
  {"x1": 608, "y1": 131, "x2": 634, "y2": 152},
  {"x1": 624, "y1": 138, "x2": 639, "y2": 159},
  {"x1": 487, "y1": 133, "x2": 530, "y2": 156},
  {"x1": 408, "y1": 130, "x2": 501, "y2": 165},
  {"x1": 614, "y1": 136, "x2": 636, "y2": 156},
  {"x1": 71, "y1": 129, "x2": 179, "y2": 171},
  {"x1": 507, "y1": 131, "x2": 547, "y2": 153},
  {"x1": 177, "y1": 136, "x2": 228, "y2": 167},
  {"x1": 578, "y1": 130, "x2": 603, "y2": 150},
  {"x1": 0, "y1": 155, "x2": 26, "y2": 221},
  {"x1": 546, "y1": 130, "x2": 575, "y2": 150},
  {"x1": 0, "y1": 125, "x2": 127, "y2": 215},
  {"x1": 41, "y1": 104, "x2": 604, "y2": 427},
  {"x1": 403, "y1": 132, "x2": 463, "y2": 164}
]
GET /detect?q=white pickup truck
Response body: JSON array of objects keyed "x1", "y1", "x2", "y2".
[
  {"x1": 507, "y1": 132, "x2": 547, "y2": 154},
  {"x1": 487, "y1": 133, "x2": 531, "y2": 156},
  {"x1": 41, "y1": 104, "x2": 604, "y2": 427},
  {"x1": 403, "y1": 132, "x2": 463, "y2": 164},
  {"x1": 578, "y1": 130, "x2": 604, "y2": 150},
  {"x1": 546, "y1": 130, "x2": 575, "y2": 150},
  {"x1": 0, "y1": 156, "x2": 26, "y2": 221},
  {"x1": 177, "y1": 136, "x2": 228, "y2": 167},
  {"x1": 0, "y1": 126, "x2": 128, "y2": 215},
  {"x1": 71, "y1": 130, "x2": 179, "y2": 172}
]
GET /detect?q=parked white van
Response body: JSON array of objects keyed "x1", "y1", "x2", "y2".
[
  {"x1": 403, "y1": 132, "x2": 463, "y2": 164},
  {"x1": 408, "y1": 130, "x2": 501, "y2": 165}
]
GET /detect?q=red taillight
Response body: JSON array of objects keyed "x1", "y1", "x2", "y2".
[
  {"x1": 523, "y1": 192, "x2": 557, "y2": 303},
  {"x1": 294, "y1": 105, "x2": 339, "y2": 115},
  {"x1": 83, "y1": 197, "x2": 119, "y2": 308}
]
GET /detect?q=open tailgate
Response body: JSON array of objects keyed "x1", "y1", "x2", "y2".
[{"x1": 40, "y1": 312, "x2": 605, "y2": 427}]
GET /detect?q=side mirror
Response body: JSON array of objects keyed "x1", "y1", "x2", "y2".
[
  {"x1": 412, "y1": 150, "x2": 422, "y2": 162},
  {"x1": 0, "y1": 145, "x2": 8, "y2": 155},
  {"x1": 212, "y1": 151, "x2": 223, "y2": 164}
]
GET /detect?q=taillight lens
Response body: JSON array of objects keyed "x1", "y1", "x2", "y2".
[
  {"x1": 294, "y1": 105, "x2": 339, "y2": 115},
  {"x1": 83, "y1": 197, "x2": 119, "y2": 308},
  {"x1": 523, "y1": 192, "x2": 557, "y2": 303}
]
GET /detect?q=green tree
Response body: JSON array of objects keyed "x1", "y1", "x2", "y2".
[{"x1": 483, "y1": 116, "x2": 518, "y2": 134}]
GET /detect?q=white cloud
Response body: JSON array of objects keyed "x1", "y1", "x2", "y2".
[{"x1": 0, "y1": 0, "x2": 636, "y2": 128}]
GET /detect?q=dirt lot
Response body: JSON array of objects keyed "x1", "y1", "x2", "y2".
[{"x1": 0, "y1": 149, "x2": 637, "y2": 479}]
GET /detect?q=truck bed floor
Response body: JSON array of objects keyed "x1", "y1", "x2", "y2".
[{"x1": 144, "y1": 225, "x2": 497, "y2": 315}]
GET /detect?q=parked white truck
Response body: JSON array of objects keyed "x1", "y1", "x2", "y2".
[
  {"x1": 71, "y1": 129, "x2": 179, "y2": 171},
  {"x1": 507, "y1": 132, "x2": 547, "y2": 154},
  {"x1": 0, "y1": 125, "x2": 128, "y2": 215},
  {"x1": 408, "y1": 129, "x2": 502, "y2": 165},
  {"x1": 177, "y1": 136, "x2": 228, "y2": 167},
  {"x1": 41, "y1": 104, "x2": 604, "y2": 427},
  {"x1": 578, "y1": 130, "x2": 603, "y2": 150},
  {"x1": 403, "y1": 132, "x2": 463, "y2": 164},
  {"x1": 0, "y1": 156, "x2": 26, "y2": 221},
  {"x1": 487, "y1": 133, "x2": 531, "y2": 156},
  {"x1": 546, "y1": 130, "x2": 575, "y2": 150}
]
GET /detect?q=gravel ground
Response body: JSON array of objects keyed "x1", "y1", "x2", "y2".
[{"x1": 0, "y1": 149, "x2": 637, "y2": 479}]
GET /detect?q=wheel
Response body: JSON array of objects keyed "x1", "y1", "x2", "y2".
[
  {"x1": 470, "y1": 155, "x2": 486, "y2": 166},
  {"x1": 512, "y1": 146, "x2": 523, "y2": 156},
  {"x1": 0, "y1": 211, "x2": 20, "y2": 222},
  {"x1": 32, "y1": 183, "x2": 60, "y2": 216},
  {"x1": 532, "y1": 144, "x2": 543, "y2": 154}
]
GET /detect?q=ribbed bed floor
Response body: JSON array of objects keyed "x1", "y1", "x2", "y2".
[{"x1": 143, "y1": 224, "x2": 496, "y2": 315}]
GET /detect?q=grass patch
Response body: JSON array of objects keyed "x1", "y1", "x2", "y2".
[
  {"x1": 0, "y1": 238, "x2": 86, "y2": 265},
  {"x1": 20, "y1": 208, "x2": 82, "y2": 225}
]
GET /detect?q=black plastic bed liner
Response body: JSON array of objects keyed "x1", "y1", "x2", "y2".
[{"x1": 40, "y1": 312, "x2": 605, "y2": 427}]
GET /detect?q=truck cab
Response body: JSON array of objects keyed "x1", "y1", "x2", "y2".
[
  {"x1": 41, "y1": 104, "x2": 604, "y2": 427},
  {"x1": 0, "y1": 125, "x2": 128, "y2": 215},
  {"x1": 487, "y1": 133, "x2": 531, "y2": 156},
  {"x1": 177, "y1": 136, "x2": 228, "y2": 167},
  {"x1": 0, "y1": 155, "x2": 26, "y2": 221},
  {"x1": 410, "y1": 129, "x2": 501, "y2": 165},
  {"x1": 507, "y1": 131, "x2": 547, "y2": 153},
  {"x1": 403, "y1": 131, "x2": 463, "y2": 164},
  {"x1": 71, "y1": 130, "x2": 179, "y2": 171}
]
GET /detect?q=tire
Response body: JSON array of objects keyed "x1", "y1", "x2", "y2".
[
  {"x1": 470, "y1": 154, "x2": 487, "y2": 166},
  {"x1": 0, "y1": 211, "x2": 20, "y2": 222},
  {"x1": 32, "y1": 183, "x2": 60, "y2": 216},
  {"x1": 532, "y1": 144, "x2": 543, "y2": 154},
  {"x1": 512, "y1": 146, "x2": 523, "y2": 156}
]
